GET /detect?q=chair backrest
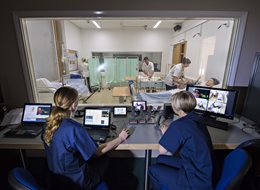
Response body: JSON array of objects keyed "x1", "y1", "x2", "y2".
[
  {"x1": 70, "y1": 73, "x2": 82, "y2": 79},
  {"x1": 8, "y1": 167, "x2": 42, "y2": 190},
  {"x1": 215, "y1": 148, "x2": 252, "y2": 190}
]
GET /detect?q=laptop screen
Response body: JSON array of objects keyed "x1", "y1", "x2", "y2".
[
  {"x1": 83, "y1": 108, "x2": 111, "y2": 128},
  {"x1": 22, "y1": 104, "x2": 52, "y2": 123}
]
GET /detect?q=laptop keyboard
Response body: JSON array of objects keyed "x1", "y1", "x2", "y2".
[{"x1": 87, "y1": 129, "x2": 109, "y2": 142}]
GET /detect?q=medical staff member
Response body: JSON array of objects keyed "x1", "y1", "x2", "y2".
[
  {"x1": 149, "y1": 91, "x2": 215, "y2": 190},
  {"x1": 142, "y1": 57, "x2": 154, "y2": 78},
  {"x1": 164, "y1": 57, "x2": 191, "y2": 90},
  {"x1": 43, "y1": 86, "x2": 129, "y2": 190}
]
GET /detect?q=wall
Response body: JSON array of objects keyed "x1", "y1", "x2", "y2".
[
  {"x1": 64, "y1": 20, "x2": 82, "y2": 55},
  {"x1": 171, "y1": 20, "x2": 233, "y2": 83},
  {"x1": 1, "y1": 0, "x2": 260, "y2": 107},
  {"x1": 80, "y1": 28, "x2": 172, "y2": 75},
  {"x1": 26, "y1": 20, "x2": 59, "y2": 81}
]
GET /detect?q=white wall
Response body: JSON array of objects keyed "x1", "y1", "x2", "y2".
[
  {"x1": 80, "y1": 28, "x2": 173, "y2": 76},
  {"x1": 64, "y1": 21, "x2": 81, "y2": 55},
  {"x1": 171, "y1": 20, "x2": 234, "y2": 83},
  {"x1": 26, "y1": 20, "x2": 59, "y2": 81}
]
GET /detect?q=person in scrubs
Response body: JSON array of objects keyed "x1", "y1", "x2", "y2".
[
  {"x1": 42, "y1": 86, "x2": 129, "y2": 190},
  {"x1": 164, "y1": 57, "x2": 191, "y2": 90},
  {"x1": 149, "y1": 91, "x2": 215, "y2": 190}
]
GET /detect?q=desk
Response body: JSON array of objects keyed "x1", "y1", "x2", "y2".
[
  {"x1": 0, "y1": 117, "x2": 259, "y2": 190},
  {"x1": 112, "y1": 86, "x2": 131, "y2": 103}
]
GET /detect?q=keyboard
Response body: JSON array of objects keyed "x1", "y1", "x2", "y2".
[
  {"x1": 87, "y1": 129, "x2": 109, "y2": 142},
  {"x1": 204, "y1": 117, "x2": 229, "y2": 130}
]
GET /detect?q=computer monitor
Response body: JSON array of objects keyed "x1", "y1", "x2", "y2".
[
  {"x1": 22, "y1": 103, "x2": 52, "y2": 123},
  {"x1": 186, "y1": 85, "x2": 238, "y2": 129},
  {"x1": 132, "y1": 100, "x2": 147, "y2": 111}
]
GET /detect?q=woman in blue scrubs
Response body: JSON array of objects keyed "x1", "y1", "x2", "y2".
[
  {"x1": 42, "y1": 86, "x2": 129, "y2": 190},
  {"x1": 149, "y1": 91, "x2": 214, "y2": 190}
]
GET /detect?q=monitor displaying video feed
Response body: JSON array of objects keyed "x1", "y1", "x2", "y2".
[
  {"x1": 132, "y1": 100, "x2": 147, "y2": 111},
  {"x1": 186, "y1": 85, "x2": 238, "y2": 119}
]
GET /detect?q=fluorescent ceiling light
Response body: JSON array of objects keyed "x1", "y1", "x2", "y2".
[
  {"x1": 94, "y1": 11, "x2": 104, "y2": 15},
  {"x1": 92, "y1": 20, "x2": 101, "y2": 29},
  {"x1": 153, "y1": 20, "x2": 162, "y2": 29}
]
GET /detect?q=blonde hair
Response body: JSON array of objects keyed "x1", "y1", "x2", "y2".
[
  {"x1": 171, "y1": 91, "x2": 196, "y2": 113},
  {"x1": 43, "y1": 86, "x2": 78, "y2": 146}
]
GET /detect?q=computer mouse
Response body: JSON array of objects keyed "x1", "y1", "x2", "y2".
[{"x1": 110, "y1": 124, "x2": 117, "y2": 130}]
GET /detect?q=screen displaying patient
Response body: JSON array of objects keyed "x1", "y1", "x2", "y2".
[
  {"x1": 186, "y1": 86, "x2": 237, "y2": 118},
  {"x1": 23, "y1": 104, "x2": 51, "y2": 122},
  {"x1": 132, "y1": 100, "x2": 147, "y2": 111}
]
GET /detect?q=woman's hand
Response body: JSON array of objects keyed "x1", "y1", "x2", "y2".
[
  {"x1": 118, "y1": 128, "x2": 129, "y2": 142},
  {"x1": 160, "y1": 123, "x2": 168, "y2": 134}
]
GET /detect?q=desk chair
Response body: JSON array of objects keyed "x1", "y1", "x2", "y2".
[
  {"x1": 237, "y1": 139, "x2": 260, "y2": 190},
  {"x1": 215, "y1": 148, "x2": 252, "y2": 190},
  {"x1": 156, "y1": 149, "x2": 251, "y2": 190},
  {"x1": 8, "y1": 167, "x2": 42, "y2": 190},
  {"x1": 70, "y1": 73, "x2": 82, "y2": 79}
]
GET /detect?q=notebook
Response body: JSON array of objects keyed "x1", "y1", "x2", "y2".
[
  {"x1": 4, "y1": 103, "x2": 52, "y2": 138},
  {"x1": 83, "y1": 108, "x2": 111, "y2": 142}
]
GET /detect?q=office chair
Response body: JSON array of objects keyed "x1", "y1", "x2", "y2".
[
  {"x1": 8, "y1": 167, "x2": 42, "y2": 190},
  {"x1": 237, "y1": 139, "x2": 260, "y2": 190},
  {"x1": 215, "y1": 148, "x2": 252, "y2": 190},
  {"x1": 70, "y1": 73, "x2": 82, "y2": 79},
  {"x1": 156, "y1": 149, "x2": 251, "y2": 190}
]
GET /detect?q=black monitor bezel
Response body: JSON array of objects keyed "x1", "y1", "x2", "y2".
[{"x1": 186, "y1": 85, "x2": 239, "y2": 119}]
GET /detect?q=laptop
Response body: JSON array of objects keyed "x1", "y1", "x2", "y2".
[
  {"x1": 83, "y1": 107, "x2": 111, "y2": 142},
  {"x1": 4, "y1": 103, "x2": 52, "y2": 138}
]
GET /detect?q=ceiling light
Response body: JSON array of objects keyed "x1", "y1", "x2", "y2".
[
  {"x1": 94, "y1": 11, "x2": 104, "y2": 15},
  {"x1": 153, "y1": 20, "x2": 162, "y2": 29},
  {"x1": 92, "y1": 21, "x2": 101, "y2": 29}
]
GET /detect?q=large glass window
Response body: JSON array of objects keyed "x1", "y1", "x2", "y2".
[{"x1": 20, "y1": 17, "x2": 238, "y2": 106}]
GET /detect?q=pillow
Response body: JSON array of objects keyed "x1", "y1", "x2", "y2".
[{"x1": 36, "y1": 78, "x2": 57, "y2": 93}]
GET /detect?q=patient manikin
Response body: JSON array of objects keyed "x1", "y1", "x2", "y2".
[{"x1": 138, "y1": 77, "x2": 220, "y2": 104}]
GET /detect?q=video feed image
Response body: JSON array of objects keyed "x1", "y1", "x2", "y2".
[
  {"x1": 23, "y1": 105, "x2": 51, "y2": 122},
  {"x1": 208, "y1": 90, "x2": 229, "y2": 114},
  {"x1": 84, "y1": 109, "x2": 109, "y2": 126},
  {"x1": 195, "y1": 99, "x2": 208, "y2": 111},
  {"x1": 101, "y1": 110, "x2": 110, "y2": 118},
  {"x1": 36, "y1": 106, "x2": 51, "y2": 115},
  {"x1": 133, "y1": 101, "x2": 146, "y2": 111}
]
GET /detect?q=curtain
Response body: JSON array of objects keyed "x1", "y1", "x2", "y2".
[
  {"x1": 126, "y1": 58, "x2": 138, "y2": 77},
  {"x1": 88, "y1": 58, "x2": 101, "y2": 87},
  {"x1": 102, "y1": 57, "x2": 139, "y2": 87}
]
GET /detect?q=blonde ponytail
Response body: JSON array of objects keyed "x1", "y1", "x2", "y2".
[{"x1": 43, "y1": 87, "x2": 78, "y2": 146}]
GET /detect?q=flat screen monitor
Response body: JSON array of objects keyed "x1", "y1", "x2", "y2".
[
  {"x1": 22, "y1": 103, "x2": 52, "y2": 123},
  {"x1": 163, "y1": 103, "x2": 175, "y2": 119},
  {"x1": 132, "y1": 100, "x2": 147, "y2": 111},
  {"x1": 113, "y1": 106, "x2": 127, "y2": 117},
  {"x1": 186, "y1": 85, "x2": 238, "y2": 120}
]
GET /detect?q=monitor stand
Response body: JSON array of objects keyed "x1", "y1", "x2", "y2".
[{"x1": 202, "y1": 114, "x2": 229, "y2": 131}]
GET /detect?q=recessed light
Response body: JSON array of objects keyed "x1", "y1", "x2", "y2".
[
  {"x1": 92, "y1": 20, "x2": 101, "y2": 29},
  {"x1": 153, "y1": 20, "x2": 162, "y2": 29},
  {"x1": 94, "y1": 11, "x2": 104, "y2": 15}
]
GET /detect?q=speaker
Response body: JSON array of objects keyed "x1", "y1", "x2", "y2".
[{"x1": 173, "y1": 24, "x2": 182, "y2": 32}]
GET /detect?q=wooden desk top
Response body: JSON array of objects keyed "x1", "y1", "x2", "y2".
[{"x1": 112, "y1": 86, "x2": 131, "y2": 97}]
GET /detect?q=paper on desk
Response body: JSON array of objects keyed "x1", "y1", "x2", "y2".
[{"x1": 0, "y1": 108, "x2": 23, "y2": 126}]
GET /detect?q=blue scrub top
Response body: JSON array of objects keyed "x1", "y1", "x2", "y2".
[
  {"x1": 159, "y1": 112, "x2": 214, "y2": 190},
  {"x1": 43, "y1": 118, "x2": 97, "y2": 187}
]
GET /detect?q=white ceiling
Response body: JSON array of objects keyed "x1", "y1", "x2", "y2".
[{"x1": 69, "y1": 19, "x2": 186, "y2": 29}]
